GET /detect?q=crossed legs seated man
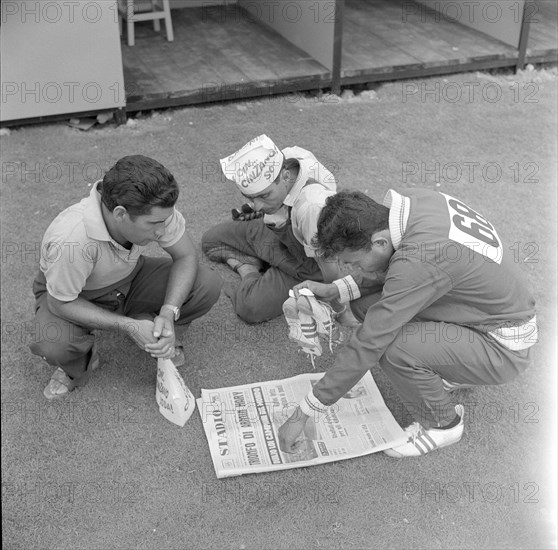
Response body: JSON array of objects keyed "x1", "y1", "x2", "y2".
[{"x1": 201, "y1": 134, "x2": 366, "y2": 325}]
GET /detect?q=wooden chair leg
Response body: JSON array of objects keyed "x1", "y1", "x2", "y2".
[
  {"x1": 163, "y1": 0, "x2": 174, "y2": 42},
  {"x1": 152, "y1": 0, "x2": 161, "y2": 31},
  {"x1": 127, "y1": 20, "x2": 135, "y2": 46},
  {"x1": 127, "y1": 0, "x2": 135, "y2": 46}
]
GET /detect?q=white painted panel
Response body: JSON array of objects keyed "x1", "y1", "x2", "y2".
[
  {"x1": 413, "y1": 0, "x2": 525, "y2": 48},
  {"x1": 239, "y1": 0, "x2": 336, "y2": 69},
  {"x1": 1, "y1": 0, "x2": 125, "y2": 121}
]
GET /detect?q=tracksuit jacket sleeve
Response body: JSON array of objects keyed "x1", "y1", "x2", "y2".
[
  {"x1": 333, "y1": 270, "x2": 386, "y2": 303},
  {"x1": 312, "y1": 257, "x2": 454, "y2": 406}
]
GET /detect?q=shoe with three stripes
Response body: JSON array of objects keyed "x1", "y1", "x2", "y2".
[
  {"x1": 297, "y1": 309, "x2": 322, "y2": 368},
  {"x1": 295, "y1": 292, "x2": 340, "y2": 352},
  {"x1": 383, "y1": 404, "x2": 464, "y2": 458},
  {"x1": 282, "y1": 296, "x2": 322, "y2": 367}
]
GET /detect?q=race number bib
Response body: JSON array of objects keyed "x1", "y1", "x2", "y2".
[{"x1": 441, "y1": 193, "x2": 503, "y2": 264}]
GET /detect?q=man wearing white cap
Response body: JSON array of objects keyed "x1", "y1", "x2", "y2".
[{"x1": 202, "y1": 135, "x2": 370, "y2": 323}]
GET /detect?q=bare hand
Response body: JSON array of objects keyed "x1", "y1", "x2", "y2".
[
  {"x1": 145, "y1": 315, "x2": 176, "y2": 359},
  {"x1": 126, "y1": 318, "x2": 176, "y2": 359},
  {"x1": 126, "y1": 319, "x2": 158, "y2": 349},
  {"x1": 232, "y1": 204, "x2": 263, "y2": 221},
  {"x1": 291, "y1": 280, "x2": 340, "y2": 301},
  {"x1": 278, "y1": 407, "x2": 309, "y2": 453}
]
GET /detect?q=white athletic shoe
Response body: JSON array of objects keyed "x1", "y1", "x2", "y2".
[
  {"x1": 282, "y1": 296, "x2": 322, "y2": 366},
  {"x1": 384, "y1": 404, "x2": 465, "y2": 458},
  {"x1": 296, "y1": 293, "x2": 340, "y2": 351}
]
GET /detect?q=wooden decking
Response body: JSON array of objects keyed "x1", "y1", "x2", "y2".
[
  {"x1": 122, "y1": 4, "x2": 330, "y2": 111},
  {"x1": 526, "y1": 0, "x2": 558, "y2": 63},
  {"x1": 341, "y1": 0, "x2": 518, "y2": 84},
  {"x1": 122, "y1": 0, "x2": 557, "y2": 112}
]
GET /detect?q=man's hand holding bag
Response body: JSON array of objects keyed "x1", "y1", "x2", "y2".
[{"x1": 156, "y1": 358, "x2": 196, "y2": 426}]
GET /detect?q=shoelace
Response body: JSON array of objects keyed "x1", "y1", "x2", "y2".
[
  {"x1": 282, "y1": 296, "x2": 322, "y2": 367},
  {"x1": 405, "y1": 422, "x2": 423, "y2": 443},
  {"x1": 284, "y1": 290, "x2": 341, "y2": 367},
  {"x1": 296, "y1": 293, "x2": 343, "y2": 352},
  {"x1": 300, "y1": 347, "x2": 318, "y2": 368},
  {"x1": 297, "y1": 296, "x2": 333, "y2": 350},
  {"x1": 298, "y1": 314, "x2": 321, "y2": 368}
]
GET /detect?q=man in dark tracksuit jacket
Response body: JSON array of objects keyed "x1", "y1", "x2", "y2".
[{"x1": 279, "y1": 189, "x2": 537, "y2": 457}]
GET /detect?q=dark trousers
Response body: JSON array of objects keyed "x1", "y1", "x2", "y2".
[
  {"x1": 202, "y1": 219, "x2": 322, "y2": 323},
  {"x1": 351, "y1": 292, "x2": 531, "y2": 428},
  {"x1": 29, "y1": 257, "x2": 222, "y2": 384}
]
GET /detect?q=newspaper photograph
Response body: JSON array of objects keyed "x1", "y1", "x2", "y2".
[{"x1": 197, "y1": 371, "x2": 407, "y2": 478}]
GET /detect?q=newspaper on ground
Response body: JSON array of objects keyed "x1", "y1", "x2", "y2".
[{"x1": 197, "y1": 371, "x2": 407, "y2": 478}]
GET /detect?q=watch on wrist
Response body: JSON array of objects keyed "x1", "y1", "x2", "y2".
[{"x1": 160, "y1": 304, "x2": 180, "y2": 321}]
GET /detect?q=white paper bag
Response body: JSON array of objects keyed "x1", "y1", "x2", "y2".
[{"x1": 155, "y1": 358, "x2": 196, "y2": 426}]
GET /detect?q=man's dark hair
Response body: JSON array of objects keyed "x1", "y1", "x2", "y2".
[
  {"x1": 271, "y1": 157, "x2": 300, "y2": 185},
  {"x1": 312, "y1": 191, "x2": 390, "y2": 258},
  {"x1": 283, "y1": 157, "x2": 300, "y2": 172},
  {"x1": 100, "y1": 155, "x2": 179, "y2": 218}
]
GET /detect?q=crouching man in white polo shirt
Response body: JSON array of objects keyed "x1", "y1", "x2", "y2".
[{"x1": 30, "y1": 155, "x2": 222, "y2": 399}]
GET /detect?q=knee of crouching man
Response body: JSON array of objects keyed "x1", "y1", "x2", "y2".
[
  {"x1": 201, "y1": 229, "x2": 224, "y2": 254},
  {"x1": 235, "y1": 299, "x2": 271, "y2": 324},
  {"x1": 29, "y1": 339, "x2": 69, "y2": 366}
]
